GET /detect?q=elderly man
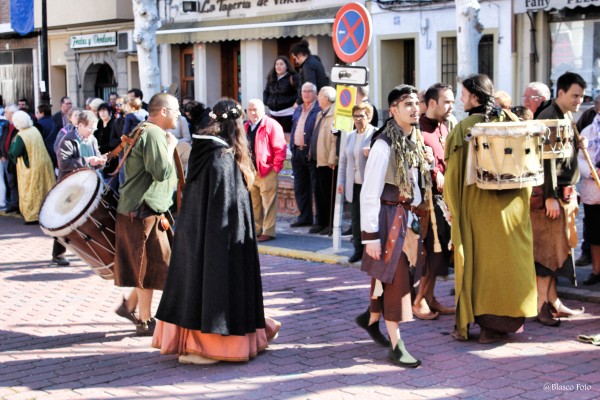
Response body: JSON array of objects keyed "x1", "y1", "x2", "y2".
[
  {"x1": 244, "y1": 99, "x2": 287, "y2": 242},
  {"x1": 289, "y1": 82, "x2": 322, "y2": 228},
  {"x1": 523, "y1": 82, "x2": 551, "y2": 118},
  {"x1": 533, "y1": 72, "x2": 587, "y2": 325},
  {"x1": 308, "y1": 86, "x2": 338, "y2": 235},
  {"x1": 114, "y1": 93, "x2": 179, "y2": 336}
]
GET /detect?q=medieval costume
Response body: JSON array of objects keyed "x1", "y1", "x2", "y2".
[
  {"x1": 153, "y1": 134, "x2": 280, "y2": 362},
  {"x1": 534, "y1": 102, "x2": 580, "y2": 285},
  {"x1": 444, "y1": 107, "x2": 537, "y2": 340},
  {"x1": 9, "y1": 126, "x2": 56, "y2": 222}
]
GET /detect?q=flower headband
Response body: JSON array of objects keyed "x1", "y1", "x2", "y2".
[{"x1": 209, "y1": 104, "x2": 242, "y2": 122}]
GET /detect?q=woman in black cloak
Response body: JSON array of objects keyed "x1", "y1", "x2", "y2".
[{"x1": 152, "y1": 99, "x2": 281, "y2": 364}]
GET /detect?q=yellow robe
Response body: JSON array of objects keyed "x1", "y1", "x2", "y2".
[
  {"x1": 444, "y1": 113, "x2": 537, "y2": 339},
  {"x1": 15, "y1": 127, "x2": 56, "y2": 222}
]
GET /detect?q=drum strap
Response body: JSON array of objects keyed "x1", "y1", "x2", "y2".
[
  {"x1": 106, "y1": 123, "x2": 147, "y2": 174},
  {"x1": 107, "y1": 122, "x2": 186, "y2": 213},
  {"x1": 503, "y1": 109, "x2": 520, "y2": 122}
]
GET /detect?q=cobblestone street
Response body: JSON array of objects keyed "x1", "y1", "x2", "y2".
[{"x1": 1, "y1": 214, "x2": 600, "y2": 399}]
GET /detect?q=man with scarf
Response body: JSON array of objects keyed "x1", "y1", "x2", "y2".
[
  {"x1": 444, "y1": 74, "x2": 537, "y2": 344},
  {"x1": 357, "y1": 85, "x2": 431, "y2": 368},
  {"x1": 533, "y1": 72, "x2": 587, "y2": 325}
]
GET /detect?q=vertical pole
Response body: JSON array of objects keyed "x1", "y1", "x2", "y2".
[{"x1": 40, "y1": 0, "x2": 50, "y2": 105}]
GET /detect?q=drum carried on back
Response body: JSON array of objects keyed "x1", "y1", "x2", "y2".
[
  {"x1": 537, "y1": 119, "x2": 574, "y2": 159},
  {"x1": 470, "y1": 121, "x2": 546, "y2": 190},
  {"x1": 39, "y1": 169, "x2": 118, "y2": 279}
]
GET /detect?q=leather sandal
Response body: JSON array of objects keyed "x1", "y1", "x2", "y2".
[
  {"x1": 552, "y1": 299, "x2": 584, "y2": 318},
  {"x1": 479, "y1": 328, "x2": 508, "y2": 344},
  {"x1": 535, "y1": 302, "x2": 560, "y2": 327},
  {"x1": 428, "y1": 297, "x2": 455, "y2": 315},
  {"x1": 451, "y1": 329, "x2": 468, "y2": 341},
  {"x1": 412, "y1": 304, "x2": 439, "y2": 320},
  {"x1": 115, "y1": 297, "x2": 139, "y2": 324}
]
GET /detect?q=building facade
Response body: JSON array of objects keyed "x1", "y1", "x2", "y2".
[
  {"x1": 37, "y1": 0, "x2": 136, "y2": 112},
  {"x1": 157, "y1": 0, "x2": 346, "y2": 108}
]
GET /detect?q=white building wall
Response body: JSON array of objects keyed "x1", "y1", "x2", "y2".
[{"x1": 369, "y1": 1, "x2": 513, "y2": 109}]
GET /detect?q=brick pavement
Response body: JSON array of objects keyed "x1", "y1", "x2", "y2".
[{"x1": 1, "y1": 213, "x2": 600, "y2": 400}]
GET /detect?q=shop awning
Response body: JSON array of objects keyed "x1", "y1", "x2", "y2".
[
  {"x1": 156, "y1": 7, "x2": 337, "y2": 44},
  {"x1": 514, "y1": 0, "x2": 599, "y2": 14}
]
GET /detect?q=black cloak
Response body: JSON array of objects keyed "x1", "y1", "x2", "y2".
[{"x1": 155, "y1": 136, "x2": 266, "y2": 336}]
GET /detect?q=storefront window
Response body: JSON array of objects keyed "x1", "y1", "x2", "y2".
[
  {"x1": 0, "y1": 49, "x2": 34, "y2": 106},
  {"x1": 550, "y1": 19, "x2": 595, "y2": 96}
]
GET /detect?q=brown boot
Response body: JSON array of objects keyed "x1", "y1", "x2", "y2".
[{"x1": 535, "y1": 302, "x2": 560, "y2": 327}]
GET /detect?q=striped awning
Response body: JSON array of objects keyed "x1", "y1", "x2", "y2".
[{"x1": 156, "y1": 8, "x2": 337, "y2": 44}]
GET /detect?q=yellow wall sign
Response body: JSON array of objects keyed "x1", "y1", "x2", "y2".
[{"x1": 334, "y1": 85, "x2": 357, "y2": 132}]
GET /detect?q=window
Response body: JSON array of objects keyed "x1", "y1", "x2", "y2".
[
  {"x1": 478, "y1": 34, "x2": 494, "y2": 82},
  {"x1": 0, "y1": 49, "x2": 34, "y2": 106},
  {"x1": 441, "y1": 37, "x2": 457, "y2": 89},
  {"x1": 440, "y1": 34, "x2": 495, "y2": 88}
]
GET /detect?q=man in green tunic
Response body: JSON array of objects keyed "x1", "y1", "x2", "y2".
[
  {"x1": 444, "y1": 74, "x2": 537, "y2": 344},
  {"x1": 114, "y1": 93, "x2": 179, "y2": 336}
]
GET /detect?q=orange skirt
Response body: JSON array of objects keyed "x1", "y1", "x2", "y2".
[{"x1": 152, "y1": 317, "x2": 281, "y2": 362}]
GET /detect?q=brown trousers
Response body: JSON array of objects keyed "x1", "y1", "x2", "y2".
[
  {"x1": 114, "y1": 213, "x2": 170, "y2": 290},
  {"x1": 369, "y1": 252, "x2": 413, "y2": 323}
]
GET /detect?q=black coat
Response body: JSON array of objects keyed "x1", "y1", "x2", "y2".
[
  {"x1": 155, "y1": 136, "x2": 267, "y2": 335},
  {"x1": 296, "y1": 55, "x2": 329, "y2": 104},
  {"x1": 263, "y1": 72, "x2": 300, "y2": 112}
]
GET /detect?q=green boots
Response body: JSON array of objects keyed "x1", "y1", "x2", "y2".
[{"x1": 388, "y1": 340, "x2": 421, "y2": 368}]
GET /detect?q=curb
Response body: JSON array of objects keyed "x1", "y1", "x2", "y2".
[
  {"x1": 258, "y1": 244, "x2": 351, "y2": 266},
  {"x1": 558, "y1": 286, "x2": 600, "y2": 304}
]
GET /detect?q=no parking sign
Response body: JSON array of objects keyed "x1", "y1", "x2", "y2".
[
  {"x1": 334, "y1": 85, "x2": 357, "y2": 132},
  {"x1": 332, "y1": 3, "x2": 372, "y2": 63}
]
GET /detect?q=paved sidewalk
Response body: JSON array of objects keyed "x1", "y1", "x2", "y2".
[{"x1": 1, "y1": 214, "x2": 600, "y2": 399}]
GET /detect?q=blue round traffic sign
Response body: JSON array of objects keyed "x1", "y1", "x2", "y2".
[
  {"x1": 339, "y1": 89, "x2": 352, "y2": 108},
  {"x1": 332, "y1": 3, "x2": 372, "y2": 63}
]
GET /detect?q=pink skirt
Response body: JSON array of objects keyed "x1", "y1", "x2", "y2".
[{"x1": 152, "y1": 317, "x2": 281, "y2": 362}]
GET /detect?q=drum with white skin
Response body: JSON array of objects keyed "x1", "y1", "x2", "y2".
[
  {"x1": 470, "y1": 121, "x2": 546, "y2": 190},
  {"x1": 39, "y1": 169, "x2": 118, "y2": 279}
]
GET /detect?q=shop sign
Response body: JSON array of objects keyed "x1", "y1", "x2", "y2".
[
  {"x1": 70, "y1": 32, "x2": 117, "y2": 49},
  {"x1": 514, "y1": 0, "x2": 600, "y2": 14},
  {"x1": 192, "y1": 0, "x2": 310, "y2": 18}
]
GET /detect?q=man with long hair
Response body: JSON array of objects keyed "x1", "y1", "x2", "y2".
[{"x1": 444, "y1": 74, "x2": 537, "y2": 344}]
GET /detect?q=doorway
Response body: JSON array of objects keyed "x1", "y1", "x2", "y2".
[
  {"x1": 221, "y1": 40, "x2": 241, "y2": 102},
  {"x1": 180, "y1": 46, "x2": 194, "y2": 99},
  {"x1": 379, "y1": 38, "x2": 416, "y2": 118},
  {"x1": 83, "y1": 63, "x2": 117, "y2": 102}
]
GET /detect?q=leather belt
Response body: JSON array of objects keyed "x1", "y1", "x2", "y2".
[
  {"x1": 380, "y1": 199, "x2": 427, "y2": 218},
  {"x1": 294, "y1": 145, "x2": 307, "y2": 150}
]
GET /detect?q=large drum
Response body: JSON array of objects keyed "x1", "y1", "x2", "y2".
[
  {"x1": 39, "y1": 169, "x2": 118, "y2": 279},
  {"x1": 470, "y1": 121, "x2": 545, "y2": 190},
  {"x1": 538, "y1": 119, "x2": 573, "y2": 159}
]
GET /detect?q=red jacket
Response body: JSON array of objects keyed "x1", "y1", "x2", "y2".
[{"x1": 244, "y1": 115, "x2": 287, "y2": 178}]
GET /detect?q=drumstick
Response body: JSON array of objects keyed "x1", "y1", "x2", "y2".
[
  {"x1": 412, "y1": 124, "x2": 442, "y2": 253},
  {"x1": 568, "y1": 112, "x2": 600, "y2": 191}
]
